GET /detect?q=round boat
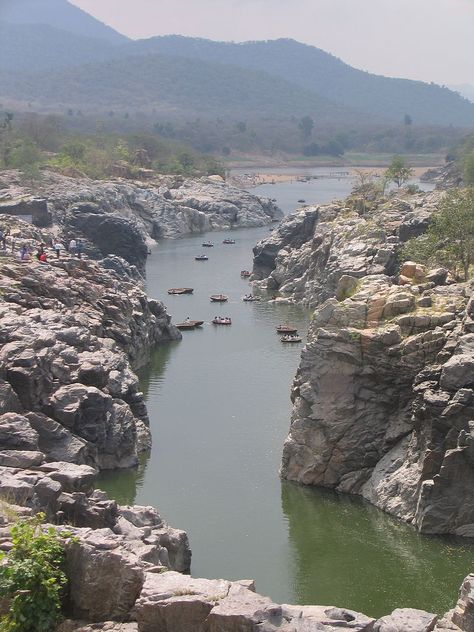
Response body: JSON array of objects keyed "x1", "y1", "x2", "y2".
[
  {"x1": 281, "y1": 334, "x2": 302, "y2": 343},
  {"x1": 210, "y1": 294, "x2": 228, "y2": 302},
  {"x1": 212, "y1": 317, "x2": 232, "y2": 325}
]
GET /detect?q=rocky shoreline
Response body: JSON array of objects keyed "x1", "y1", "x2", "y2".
[
  {"x1": 0, "y1": 177, "x2": 472, "y2": 630},
  {"x1": 251, "y1": 187, "x2": 474, "y2": 539},
  {"x1": 0, "y1": 170, "x2": 283, "y2": 273}
]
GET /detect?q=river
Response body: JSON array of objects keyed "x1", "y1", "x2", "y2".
[{"x1": 98, "y1": 171, "x2": 472, "y2": 618}]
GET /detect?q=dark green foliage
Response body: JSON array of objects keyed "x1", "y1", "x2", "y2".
[
  {"x1": 401, "y1": 188, "x2": 474, "y2": 280},
  {"x1": 0, "y1": 514, "x2": 70, "y2": 632}
]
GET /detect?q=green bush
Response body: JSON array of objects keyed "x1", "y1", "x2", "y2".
[
  {"x1": 400, "y1": 187, "x2": 474, "y2": 280},
  {"x1": 0, "y1": 514, "x2": 70, "y2": 632}
]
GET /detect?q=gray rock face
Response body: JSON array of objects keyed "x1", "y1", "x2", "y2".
[
  {"x1": 252, "y1": 190, "x2": 443, "y2": 308},
  {"x1": 281, "y1": 274, "x2": 474, "y2": 535},
  {"x1": 1, "y1": 170, "x2": 282, "y2": 271},
  {"x1": 0, "y1": 254, "x2": 181, "y2": 472},
  {"x1": 135, "y1": 571, "x2": 375, "y2": 632},
  {"x1": 374, "y1": 608, "x2": 438, "y2": 631},
  {"x1": 253, "y1": 188, "x2": 474, "y2": 537}
]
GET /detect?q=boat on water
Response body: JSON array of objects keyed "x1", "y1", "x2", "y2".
[
  {"x1": 223, "y1": 238, "x2": 235, "y2": 244},
  {"x1": 212, "y1": 316, "x2": 232, "y2": 325},
  {"x1": 176, "y1": 322, "x2": 196, "y2": 330},
  {"x1": 242, "y1": 294, "x2": 260, "y2": 302},
  {"x1": 240, "y1": 270, "x2": 251, "y2": 278},
  {"x1": 297, "y1": 199, "x2": 306, "y2": 203},
  {"x1": 281, "y1": 334, "x2": 302, "y2": 343},
  {"x1": 195, "y1": 254, "x2": 209, "y2": 261},
  {"x1": 202, "y1": 242, "x2": 214, "y2": 247},
  {"x1": 210, "y1": 294, "x2": 228, "y2": 302},
  {"x1": 276, "y1": 324, "x2": 298, "y2": 334},
  {"x1": 167, "y1": 288, "x2": 194, "y2": 295},
  {"x1": 176, "y1": 319, "x2": 204, "y2": 330}
]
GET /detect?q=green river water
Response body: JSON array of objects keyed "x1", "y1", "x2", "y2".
[{"x1": 98, "y1": 171, "x2": 472, "y2": 618}]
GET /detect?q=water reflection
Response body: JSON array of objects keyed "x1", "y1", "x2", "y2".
[
  {"x1": 281, "y1": 481, "x2": 473, "y2": 618},
  {"x1": 137, "y1": 340, "x2": 179, "y2": 400},
  {"x1": 97, "y1": 453, "x2": 148, "y2": 506}
]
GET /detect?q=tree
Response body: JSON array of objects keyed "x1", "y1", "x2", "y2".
[
  {"x1": 298, "y1": 116, "x2": 314, "y2": 140},
  {"x1": 401, "y1": 187, "x2": 474, "y2": 280},
  {"x1": 384, "y1": 155, "x2": 414, "y2": 188}
]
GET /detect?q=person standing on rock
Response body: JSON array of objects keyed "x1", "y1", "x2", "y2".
[
  {"x1": 53, "y1": 241, "x2": 64, "y2": 259},
  {"x1": 69, "y1": 238, "x2": 77, "y2": 256},
  {"x1": 0, "y1": 228, "x2": 5, "y2": 250},
  {"x1": 76, "y1": 239, "x2": 83, "y2": 259}
]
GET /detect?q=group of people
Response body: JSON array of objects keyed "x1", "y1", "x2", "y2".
[{"x1": 0, "y1": 225, "x2": 85, "y2": 264}]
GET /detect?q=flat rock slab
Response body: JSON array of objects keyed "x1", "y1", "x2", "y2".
[{"x1": 374, "y1": 608, "x2": 438, "y2": 632}]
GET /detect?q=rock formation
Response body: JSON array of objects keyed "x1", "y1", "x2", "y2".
[
  {"x1": 0, "y1": 170, "x2": 282, "y2": 272},
  {"x1": 0, "y1": 193, "x2": 472, "y2": 629},
  {"x1": 253, "y1": 189, "x2": 474, "y2": 538}
]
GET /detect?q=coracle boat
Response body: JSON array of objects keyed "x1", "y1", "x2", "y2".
[
  {"x1": 210, "y1": 294, "x2": 228, "y2": 302},
  {"x1": 276, "y1": 324, "x2": 298, "y2": 334},
  {"x1": 223, "y1": 238, "x2": 235, "y2": 244},
  {"x1": 242, "y1": 294, "x2": 260, "y2": 302},
  {"x1": 281, "y1": 334, "x2": 302, "y2": 343},
  {"x1": 168, "y1": 288, "x2": 194, "y2": 295},
  {"x1": 202, "y1": 242, "x2": 214, "y2": 247},
  {"x1": 195, "y1": 254, "x2": 209, "y2": 261},
  {"x1": 212, "y1": 316, "x2": 232, "y2": 325},
  {"x1": 240, "y1": 270, "x2": 251, "y2": 278}
]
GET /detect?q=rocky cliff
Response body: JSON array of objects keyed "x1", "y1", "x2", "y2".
[
  {"x1": 253, "y1": 189, "x2": 474, "y2": 538},
  {"x1": 0, "y1": 205, "x2": 473, "y2": 630},
  {"x1": 0, "y1": 170, "x2": 282, "y2": 272},
  {"x1": 0, "y1": 216, "x2": 191, "y2": 585}
]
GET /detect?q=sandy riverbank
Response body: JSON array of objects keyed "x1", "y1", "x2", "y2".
[{"x1": 231, "y1": 165, "x2": 433, "y2": 187}]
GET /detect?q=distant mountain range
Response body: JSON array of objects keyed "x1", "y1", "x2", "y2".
[{"x1": 1, "y1": 0, "x2": 473, "y2": 128}]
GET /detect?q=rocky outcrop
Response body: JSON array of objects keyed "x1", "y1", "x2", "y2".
[
  {"x1": 0, "y1": 170, "x2": 282, "y2": 272},
  {"x1": 0, "y1": 237, "x2": 180, "y2": 476},
  {"x1": 421, "y1": 162, "x2": 463, "y2": 190},
  {"x1": 252, "y1": 190, "x2": 442, "y2": 307},
  {"x1": 253, "y1": 188, "x2": 474, "y2": 536},
  {"x1": 282, "y1": 273, "x2": 474, "y2": 535}
]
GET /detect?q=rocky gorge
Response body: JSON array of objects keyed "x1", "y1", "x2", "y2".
[
  {"x1": 252, "y1": 188, "x2": 474, "y2": 539},
  {"x1": 0, "y1": 172, "x2": 473, "y2": 630}
]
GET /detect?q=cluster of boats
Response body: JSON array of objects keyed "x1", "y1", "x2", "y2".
[
  {"x1": 167, "y1": 248, "x2": 301, "y2": 341},
  {"x1": 276, "y1": 324, "x2": 301, "y2": 343},
  {"x1": 194, "y1": 237, "x2": 236, "y2": 261}
]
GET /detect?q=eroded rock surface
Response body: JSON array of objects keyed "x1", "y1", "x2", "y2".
[
  {"x1": 1, "y1": 170, "x2": 282, "y2": 272},
  {"x1": 253, "y1": 189, "x2": 474, "y2": 536}
]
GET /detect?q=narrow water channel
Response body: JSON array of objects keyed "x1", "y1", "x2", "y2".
[{"x1": 98, "y1": 172, "x2": 471, "y2": 618}]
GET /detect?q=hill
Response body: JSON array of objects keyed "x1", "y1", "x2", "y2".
[
  {"x1": 0, "y1": 0, "x2": 128, "y2": 43},
  {"x1": 124, "y1": 36, "x2": 474, "y2": 127},
  {"x1": 0, "y1": 53, "x2": 368, "y2": 124},
  {"x1": 0, "y1": 23, "x2": 117, "y2": 71}
]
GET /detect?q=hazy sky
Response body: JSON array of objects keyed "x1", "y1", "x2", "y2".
[{"x1": 70, "y1": 0, "x2": 474, "y2": 85}]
